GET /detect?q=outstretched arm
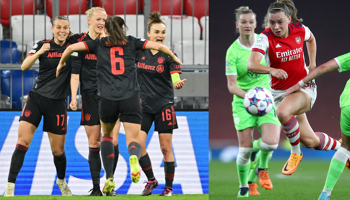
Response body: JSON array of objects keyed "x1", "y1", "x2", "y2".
[
  {"x1": 56, "y1": 42, "x2": 87, "y2": 77},
  {"x1": 285, "y1": 59, "x2": 339, "y2": 96},
  {"x1": 144, "y1": 41, "x2": 183, "y2": 65}
]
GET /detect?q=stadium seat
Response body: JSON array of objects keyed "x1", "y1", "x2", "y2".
[
  {"x1": 94, "y1": 0, "x2": 141, "y2": 15},
  {"x1": 185, "y1": 0, "x2": 209, "y2": 20},
  {"x1": 0, "y1": 0, "x2": 37, "y2": 26},
  {"x1": 1, "y1": 95, "x2": 12, "y2": 109},
  {"x1": 141, "y1": 0, "x2": 182, "y2": 15},
  {"x1": 117, "y1": 15, "x2": 144, "y2": 38},
  {"x1": 46, "y1": 0, "x2": 88, "y2": 19},
  {"x1": 173, "y1": 40, "x2": 208, "y2": 65},
  {"x1": 0, "y1": 40, "x2": 20, "y2": 64},
  {"x1": 11, "y1": 15, "x2": 52, "y2": 52},
  {"x1": 1, "y1": 70, "x2": 38, "y2": 108},
  {"x1": 68, "y1": 15, "x2": 89, "y2": 34},
  {"x1": 161, "y1": 15, "x2": 201, "y2": 46},
  {"x1": 200, "y1": 16, "x2": 209, "y2": 40}
]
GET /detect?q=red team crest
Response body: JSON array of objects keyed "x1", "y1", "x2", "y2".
[
  {"x1": 157, "y1": 57, "x2": 165, "y2": 64},
  {"x1": 25, "y1": 110, "x2": 31, "y2": 117},
  {"x1": 85, "y1": 113, "x2": 91, "y2": 121},
  {"x1": 156, "y1": 65, "x2": 164, "y2": 73},
  {"x1": 295, "y1": 36, "x2": 301, "y2": 44}
]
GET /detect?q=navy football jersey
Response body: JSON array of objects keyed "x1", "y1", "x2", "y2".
[
  {"x1": 136, "y1": 50, "x2": 182, "y2": 114},
  {"x1": 83, "y1": 35, "x2": 148, "y2": 101},
  {"x1": 71, "y1": 32, "x2": 98, "y2": 94},
  {"x1": 28, "y1": 35, "x2": 80, "y2": 99}
]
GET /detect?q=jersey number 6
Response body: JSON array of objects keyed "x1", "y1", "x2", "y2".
[{"x1": 110, "y1": 47, "x2": 125, "y2": 75}]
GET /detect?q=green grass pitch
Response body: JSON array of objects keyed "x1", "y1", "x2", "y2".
[{"x1": 210, "y1": 160, "x2": 350, "y2": 200}]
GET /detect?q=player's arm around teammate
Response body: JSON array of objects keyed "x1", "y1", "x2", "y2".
[
  {"x1": 4, "y1": 16, "x2": 74, "y2": 197},
  {"x1": 227, "y1": 7, "x2": 280, "y2": 197},
  {"x1": 247, "y1": 0, "x2": 340, "y2": 176},
  {"x1": 69, "y1": 7, "x2": 112, "y2": 196},
  {"x1": 56, "y1": 16, "x2": 182, "y2": 194},
  {"x1": 286, "y1": 53, "x2": 350, "y2": 200}
]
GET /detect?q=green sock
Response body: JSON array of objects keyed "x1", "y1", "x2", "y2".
[
  {"x1": 237, "y1": 163, "x2": 250, "y2": 187},
  {"x1": 324, "y1": 158, "x2": 346, "y2": 190},
  {"x1": 248, "y1": 151, "x2": 260, "y2": 183},
  {"x1": 252, "y1": 138, "x2": 271, "y2": 169},
  {"x1": 252, "y1": 138, "x2": 262, "y2": 152},
  {"x1": 259, "y1": 150, "x2": 271, "y2": 169}
]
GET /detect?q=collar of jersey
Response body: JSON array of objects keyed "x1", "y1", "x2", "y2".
[{"x1": 236, "y1": 33, "x2": 257, "y2": 50}]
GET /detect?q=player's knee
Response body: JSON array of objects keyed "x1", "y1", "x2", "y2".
[
  {"x1": 304, "y1": 138, "x2": 317, "y2": 148},
  {"x1": 260, "y1": 140, "x2": 278, "y2": 151},
  {"x1": 88, "y1": 140, "x2": 100, "y2": 148},
  {"x1": 276, "y1": 108, "x2": 290, "y2": 122},
  {"x1": 161, "y1": 146, "x2": 172, "y2": 157},
  {"x1": 236, "y1": 147, "x2": 253, "y2": 166},
  {"x1": 52, "y1": 150, "x2": 65, "y2": 157}
]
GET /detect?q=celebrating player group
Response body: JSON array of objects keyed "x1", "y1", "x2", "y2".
[
  {"x1": 226, "y1": 0, "x2": 349, "y2": 199},
  {"x1": 4, "y1": 7, "x2": 185, "y2": 197}
]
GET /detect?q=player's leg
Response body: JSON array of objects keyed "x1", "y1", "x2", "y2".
[
  {"x1": 120, "y1": 93, "x2": 143, "y2": 184},
  {"x1": 139, "y1": 113, "x2": 158, "y2": 196},
  {"x1": 276, "y1": 91, "x2": 311, "y2": 175},
  {"x1": 5, "y1": 121, "x2": 37, "y2": 197},
  {"x1": 156, "y1": 105, "x2": 178, "y2": 196},
  {"x1": 318, "y1": 106, "x2": 350, "y2": 200},
  {"x1": 254, "y1": 123, "x2": 279, "y2": 189},
  {"x1": 81, "y1": 93, "x2": 103, "y2": 196},
  {"x1": 5, "y1": 92, "x2": 43, "y2": 197},
  {"x1": 254, "y1": 106, "x2": 280, "y2": 189},
  {"x1": 44, "y1": 98, "x2": 71, "y2": 196},
  {"x1": 247, "y1": 151, "x2": 260, "y2": 195},
  {"x1": 99, "y1": 97, "x2": 119, "y2": 194},
  {"x1": 106, "y1": 119, "x2": 120, "y2": 196},
  {"x1": 236, "y1": 128, "x2": 254, "y2": 197},
  {"x1": 297, "y1": 113, "x2": 340, "y2": 151}
]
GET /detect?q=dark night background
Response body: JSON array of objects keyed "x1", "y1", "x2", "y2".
[{"x1": 209, "y1": 0, "x2": 350, "y2": 147}]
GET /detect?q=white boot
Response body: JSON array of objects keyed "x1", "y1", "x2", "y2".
[
  {"x1": 4, "y1": 182, "x2": 15, "y2": 197},
  {"x1": 56, "y1": 178, "x2": 72, "y2": 196}
]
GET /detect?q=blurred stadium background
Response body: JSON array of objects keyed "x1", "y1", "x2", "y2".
[
  {"x1": 209, "y1": 0, "x2": 350, "y2": 199},
  {"x1": 0, "y1": 0, "x2": 208, "y2": 196}
]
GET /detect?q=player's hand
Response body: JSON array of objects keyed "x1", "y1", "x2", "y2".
[
  {"x1": 270, "y1": 68, "x2": 288, "y2": 80},
  {"x1": 174, "y1": 79, "x2": 187, "y2": 89},
  {"x1": 56, "y1": 62, "x2": 66, "y2": 77},
  {"x1": 285, "y1": 83, "x2": 301, "y2": 96},
  {"x1": 97, "y1": 31, "x2": 106, "y2": 38},
  {"x1": 38, "y1": 43, "x2": 50, "y2": 55},
  {"x1": 70, "y1": 99, "x2": 77, "y2": 111}
]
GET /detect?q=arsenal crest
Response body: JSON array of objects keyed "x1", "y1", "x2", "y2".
[
  {"x1": 158, "y1": 57, "x2": 165, "y2": 64},
  {"x1": 295, "y1": 36, "x2": 301, "y2": 44}
]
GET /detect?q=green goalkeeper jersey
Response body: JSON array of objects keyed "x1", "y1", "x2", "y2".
[
  {"x1": 225, "y1": 34, "x2": 269, "y2": 102},
  {"x1": 335, "y1": 52, "x2": 350, "y2": 108}
]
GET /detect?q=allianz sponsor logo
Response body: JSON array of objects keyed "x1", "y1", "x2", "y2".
[
  {"x1": 0, "y1": 115, "x2": 204, "y2": 195},
  {"x1": 276, "y1": 47, "x2": 302, "y2": 58}
]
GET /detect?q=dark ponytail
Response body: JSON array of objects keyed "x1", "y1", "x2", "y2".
[
  {"x1": 105, "y1": 16, "x2": 128, "y2": 45},
  {"x1": 268, "y1": 0, "x2": 302, "y2": 23}
]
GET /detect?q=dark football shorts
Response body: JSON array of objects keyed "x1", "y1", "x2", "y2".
[
  {"x1": 141, "y1": 104, "x2": 178, "y2": 134},
  {"x1": 81, "y1": 92, "x2": 100, "y2": 126},
  {"x1": 19, "y1": 91, "x2": 67, "y2": 135},
  {"x1": 99, "y1": 92, "x2": 142, "y2": 124}
]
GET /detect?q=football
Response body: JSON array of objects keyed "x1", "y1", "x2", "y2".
[{"x1": 243, "y1": 87, "x2": 274, "y2": 117}]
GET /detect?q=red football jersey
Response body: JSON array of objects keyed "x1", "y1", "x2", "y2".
[{"x1": 252, "y1": 23, "x2": 311, "y2": 90}]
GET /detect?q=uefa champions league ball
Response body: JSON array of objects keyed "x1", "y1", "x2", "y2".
[{"x1": 243, "y1": 87, "x2": 274, "y2": 117}]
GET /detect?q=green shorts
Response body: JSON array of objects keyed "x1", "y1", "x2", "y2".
[
  {"x1": 340, "y1": 106, "x2": 350, "y2": 136},
  {"x1": 232, "y1": 98, "x2": 281, "y2": 132}
]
